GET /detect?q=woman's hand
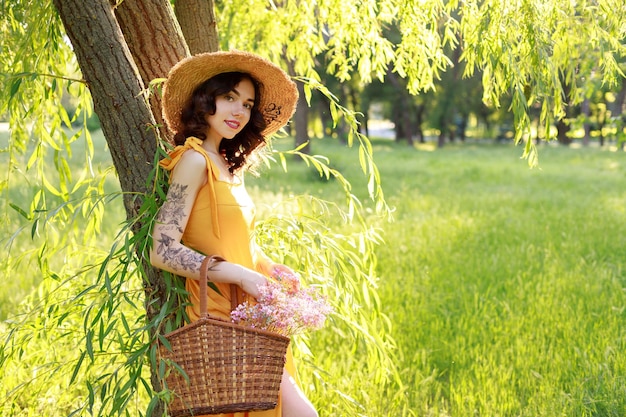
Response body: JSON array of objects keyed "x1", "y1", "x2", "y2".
[
  {"x1": 239, "y1": 269, "x2": 268, "y2": 299},
  {"x1": 270, "y1": 264, "x2": 301, "y2": 294}
]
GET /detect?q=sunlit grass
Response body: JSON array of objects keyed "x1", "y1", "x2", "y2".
[
  {"x1": 371, "y1": 141, "x2": 626, "y2": 416},
  {"x1": 252, "y1": 138, "x2": 626, "y2": 415}
]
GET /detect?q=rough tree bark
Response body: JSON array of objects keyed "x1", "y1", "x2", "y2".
[
  {"x1": 53, "y1": 0, "x2": 157, "y2": 208},
  {"x1": 111, "y1": 0, "x2": 189, "y2": 141},
  {"x1": 174, "y1": 0, "x2": 220, "y2": 54}
]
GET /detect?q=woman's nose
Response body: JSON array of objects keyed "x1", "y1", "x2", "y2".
[{"x1": 232, "y1": 102, "x2": 245, "y2": 116}]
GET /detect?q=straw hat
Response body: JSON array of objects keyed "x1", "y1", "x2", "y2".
[{"x1": 162, "y1": 50, "x2": 298, "y2": 136}]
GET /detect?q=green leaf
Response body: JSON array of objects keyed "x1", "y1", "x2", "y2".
[
  {"x1": 8, "y1": 203, "x2": 30, "y2": 220},
  {"x1": 9, "y1": 77, "x2": 22, "y2": 102},
  {"x1": 86, "y1": 329, "x2": 94, "y2": 361},
  {"x1": 69, "y1": 350, "x2": 86, "y2": 385},
  {"x1": 157, "y1": 333, "x2": 172, "y2": 352}
]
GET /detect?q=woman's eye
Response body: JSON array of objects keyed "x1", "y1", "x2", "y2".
[{"x1": 244, "y1": 103, "x2": 252, "y2": 110}]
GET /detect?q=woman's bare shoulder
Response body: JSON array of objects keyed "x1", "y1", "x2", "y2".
[{"x1": 171, "y1": 149, "x2": 209, "y2": 185}]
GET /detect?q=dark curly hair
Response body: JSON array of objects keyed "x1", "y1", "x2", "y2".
[{"x1": 173, "y1": 72, "x2": 268, "y2": 174}]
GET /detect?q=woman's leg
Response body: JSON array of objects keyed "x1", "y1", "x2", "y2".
[{"x1": 280, "y1": 369, "x2": 319, "y2": 417}]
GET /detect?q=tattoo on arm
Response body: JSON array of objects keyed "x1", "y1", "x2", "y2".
[
  {"x1": 156, "y1": 183, "x2": 189, "y2": 234},
  {"x1": 157, "y1": 232, "x2": 204, "y2": 272},
  {"x1": 155, "y1": 183, "x2": 204, "y2": 273}
]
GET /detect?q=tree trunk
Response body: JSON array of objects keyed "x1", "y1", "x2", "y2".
[
  {"x1": 611, "y1": 77, "x2": 626, "y2": 117},
  {"x1": 174, "y1": 0, "x2": 220, "y2": 54},
  {"x1": 557, "y1": 80, "x2": 573, "y2": 145},
  {"x1": 294, "y1": 79, "x2": 311, "y2": 153},
  {"x1": 386, "y1": 69, "x2": 413, "y2": 145},
  {"x1": 393, "y1": 111, "x2": 404, "y2": 141},
  {"x1": 402, "y1": 104, "x2": 414, "y2": 146},
  {"x1": 437, "y1": 130, "x2": 446, "y2": 148},
  {"x1": 347, "y1": 84, "x2": 366, "y2": 135},
  {"x1": 556, "y1": 118, "x2": 572, "y2": 144},
  {"x1": 52, "y1": 1, "x2": 186, "y2": 415},
  {"x1": 285, "y1": 59, "x2": 310, "y2": 153},
  {"x1": 54, "y1": 0, "x2": 157, "y2": 204},
  {"x1": 319, "y1": 97, "x2": 332, "y2": 137},
  {"x1": 415, "y1": 104, "x2": 425, "y2": 143},
  {"x1": 598, "y1": 118, "x2": 606, "y2": 146},
  {"x1": 581, "y1": 98, "x2": 591, "y2": 146},
  {"x1": 111, "y1": 0, "x2": 189, "y2": 141}
]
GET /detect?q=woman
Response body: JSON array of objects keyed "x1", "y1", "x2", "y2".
[{"x1": 150, "y1": 51, "x2": 318, "y2": 417}]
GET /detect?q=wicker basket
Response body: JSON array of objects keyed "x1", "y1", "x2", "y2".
[{"x1": 159, "y1": 257, "x2": 290, "y2": 416}]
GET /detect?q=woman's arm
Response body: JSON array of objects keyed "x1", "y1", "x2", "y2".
[
  {"x1": 150, "y1": 150, "x2": 206, "y2": 277},
  {"x1": 150, "y1": 150, "x2": 267, "y2": 298},
  {"x1": 253, "y1": 244, "x2": 300, "y2": 292},
  {"x1": 253, "y1": 245, "x2": 278, "y2": 277}
]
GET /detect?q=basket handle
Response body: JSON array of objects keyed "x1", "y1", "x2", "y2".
[{"x1": 198, "y1": 255, "x2": 240, "y2": 317}]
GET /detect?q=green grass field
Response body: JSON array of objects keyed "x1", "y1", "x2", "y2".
[
  {"x1": 248, "y1": 138, "x2": 626, "y2": 416},
  {"x1": 2, "y1": 127, "x2": 626, "y2": 415}
]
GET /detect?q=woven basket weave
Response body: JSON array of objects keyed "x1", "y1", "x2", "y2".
[{"x1": 159, "y1": 257, "x2": 290, "y2": 416}]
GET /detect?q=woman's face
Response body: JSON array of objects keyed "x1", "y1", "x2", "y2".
[{"x1": 205, "y1": 77, "x2": 256, "y2": 143}]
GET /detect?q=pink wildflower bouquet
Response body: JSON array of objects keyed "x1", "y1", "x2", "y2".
[{"x1": 231, "y1": 268, "x2": 333, "y2": 337}]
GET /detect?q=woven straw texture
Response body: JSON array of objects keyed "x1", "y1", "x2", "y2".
[
  {"x1": 162, "y1": 50, "x2": 298, "y2": 137},
  {"x1": 160, "y1": 315, "x2": 290, "y2": 416}
]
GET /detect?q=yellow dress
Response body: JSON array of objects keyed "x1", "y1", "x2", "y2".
[{"x1": 160, "y1": 137, "x2": 296, "y2": 417}]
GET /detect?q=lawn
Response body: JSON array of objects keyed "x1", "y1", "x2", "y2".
[
  {"x1": 371, "y1": 143, "x2": 626, "y2": 416},
  {"x1": 249, "y1": 138, "x2": 626, "y2": 416}
]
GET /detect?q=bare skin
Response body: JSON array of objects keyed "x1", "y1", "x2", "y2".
[{"x1": 280, "y1": 370, "x2": 319, "y2": 417}]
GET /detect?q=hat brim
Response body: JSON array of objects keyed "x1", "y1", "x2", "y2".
[{"x1": 162, "y1": 50, "x2": 299, "y2": 137}]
